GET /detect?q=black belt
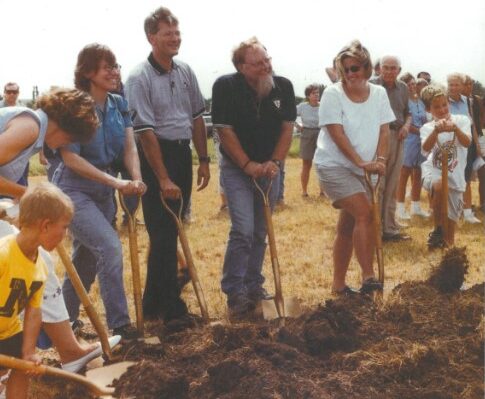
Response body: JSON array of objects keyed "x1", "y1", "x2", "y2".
[{"x1": 158, "y1": 138, "x2": 190, "y2": 146}]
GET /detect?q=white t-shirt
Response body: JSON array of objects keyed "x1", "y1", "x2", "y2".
[
  {"x1": 313, "y1": 82, "x2": 395, "y2": 175},
  {"x1": 420, "y1": 114, "x2": 471, "y2": 192}
]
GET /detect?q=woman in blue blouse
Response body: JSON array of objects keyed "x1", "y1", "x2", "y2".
[
  {"x1": 396, "y1": 72, "x2": 430, "y2": 219},
  {"x1": 55, "y1": 44, "x2": 146, "y2": 341}
]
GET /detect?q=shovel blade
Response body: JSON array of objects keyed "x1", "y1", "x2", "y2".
[
  {"x1": 261, "y1": 297, "x2": 302, "y2": 320},
  {"x1": 86, "y1": 361, "x2": 135, "y2": 389}
]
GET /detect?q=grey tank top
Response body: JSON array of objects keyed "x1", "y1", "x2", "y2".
[{"x1": 0, "y1": 107, "x2": 48, "y2": 182}]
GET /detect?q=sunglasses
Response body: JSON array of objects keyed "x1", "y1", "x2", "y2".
[
  {"x1": 5, "y1": 90, "x2": 18, "y2": 95},
  {"x1": 343, "y1": 65, "x2": 362, "y2": 74}
]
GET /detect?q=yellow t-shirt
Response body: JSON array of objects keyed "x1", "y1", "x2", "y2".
[{"x1": 0, "y1": 234, "x2": 47, "y2": 340}]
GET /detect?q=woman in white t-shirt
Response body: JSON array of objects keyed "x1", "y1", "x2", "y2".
[{"x1": 314, "y1": 40, "x2": 395, "y2": 295}]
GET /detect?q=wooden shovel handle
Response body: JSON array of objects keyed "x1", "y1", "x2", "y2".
[
  {"x1": 56, "y1": 244, "x2": 113, "y2": 360},
  {"x1": 441, "y1": 149, "x2": 449, "y2": 244},
  {"x1": 160, "y1": 195, "x2": 210, "y2": 322},
  {"x1": 118, "y1": 192, "x2": 144, "y2": 335},
  {"x1": 0, "y1": 354, "x2": 115, "y2": 396},
  {"x1": 253, "y1": 178, "x2": 285, "y2": 319},
  {"x1": 364, "y1": 172, "x2": 384, "y2": 284}
]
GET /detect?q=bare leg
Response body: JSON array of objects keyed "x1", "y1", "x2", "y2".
[
  {"x1": 396, "y1": 166, "x2": 412, "y2": 202},
  {"x1": 332, "y1": 193, "x2": 375, "y2": 291},
  {"x1": 463, "y1": 182, "x2": 472, "y2": 210},
  {"x1": 300, "y1": 160, "x2": 312, "y2": 196},
  {"x1": 6, "y1": 370, "x2": 28, "y2": 399},
  {"x1": 431, "y1": 180, "x2": 442, "y2": 227},
  {"x1": 411, "y1": 168, "x2": 422, "y2": 201},
  {"x1": 478, "y1": 165, "x2": 485, "y2": 208},
  {"x1": 43, "y1": 320, "x2": 98, "y2": 364}
]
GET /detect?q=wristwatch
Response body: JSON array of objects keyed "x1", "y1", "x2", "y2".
[
  {"x1": 198, "y1": 156, "x2": 211, "y2": 163},
  {"x1": 272, "y1": 159, "x2": 282, "y2": 169}
]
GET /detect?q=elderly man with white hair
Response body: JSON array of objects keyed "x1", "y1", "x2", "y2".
[{"x1": 370, "y1": 55, "x2": 412, "y2": 242}]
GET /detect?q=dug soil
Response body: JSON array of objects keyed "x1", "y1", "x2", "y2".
[{"x1": 33, "y1": 248, "x2": 484, "y2": 398}]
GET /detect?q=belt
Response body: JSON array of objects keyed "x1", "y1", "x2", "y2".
[
  {"x1": 158, "y1": 138, "x2": 190, "y2": 146},
  {"x1": 389, "y1": 122, "x2": 402, "y2": 131}
]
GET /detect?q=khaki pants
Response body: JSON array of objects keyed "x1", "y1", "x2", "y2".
[{"x1": 379, "y1": 130, "x2": 404, "y2": 235}]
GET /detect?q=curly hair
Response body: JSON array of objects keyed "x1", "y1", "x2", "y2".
[
  {"x1": 35, "y1": 88, "x2": 98, "y2": 143},
  {"x1": 335, "y1": 40, "x2": 372, "y2": 82},
  {"x1": 420, "y1": 84, "x2": 447, "y2": 109},
  {"x1": 74, "y1": 43, "x2": 116, "y2": 92}
]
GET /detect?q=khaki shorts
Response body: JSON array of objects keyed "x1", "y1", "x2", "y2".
[
  {"x1": 316, "y1": 165, "x2": 370, "y2": 207},
  {"x1": 422, "y1": 177, "x2": 463, "y2": 222}
]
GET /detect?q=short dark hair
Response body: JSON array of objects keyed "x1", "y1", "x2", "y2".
[
  {"x1": 399, "y1": 72, "x2": 415, "y2": 84},
  {"x1": 304, "y1": 84, "x2": 320, "y2": 98},
  {"x1": 3, "y1": 82, "x2": 19, "y2": 92},
  {"x1": 74, "y1": 43, "x2": 116, "y2": 92},
  {"x1": 144, "y1": 7, "x2": 178, "y2": 39}
]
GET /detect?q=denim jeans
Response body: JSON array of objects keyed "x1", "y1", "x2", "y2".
[
  {"x1": 57, "y1": 169, "x2": 130, "y2": 329},
  {"x1": 220, "y1": 156, "x2": 279, "y2": 300}
]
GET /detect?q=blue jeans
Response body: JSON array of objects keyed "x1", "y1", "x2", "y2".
[
  {"x1": 220, "y1": 156, "x2": 279, "y2": 300},
  {"x1": 58, "y1": 170, "x2": 130, "y2": 329}
]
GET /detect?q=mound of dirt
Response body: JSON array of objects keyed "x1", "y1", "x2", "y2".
[
  {"x1": 427, "y1": 247, "x2": 469, "y2": 293},
  {"x1": 32, "y1": 248, "x2": 483, "y2": 399}
]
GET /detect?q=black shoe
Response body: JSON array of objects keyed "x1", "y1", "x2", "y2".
[
  {"x1": 360, "y1": 277, "x2": 383, "y2": 294},
  {"x1": 113, "y1": 324, "x2": 141, "y2": 342},
  {"x1": 71, "y1": 319, "x2": 84, "y2": 336},
  {"x1": 382, "y1": 232, "x2": 411, "y2": 242},
  {"x1": 248, "y1": 287, "x2": 274, "y2": 304},
  {"x1": 228, "y1": 294, "x2": 255, "y2": 320},
  {"x1": 427, "y1": 227, "x2": 446, "y2": 249},
  {"x1": 332, "y1": 286, "x2": 359, "y2": 296},
  {"x1": 177, "y1": 268, "x2": 191, "y2": 290}
]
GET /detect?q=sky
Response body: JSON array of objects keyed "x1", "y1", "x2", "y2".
[{"x1": 2, "y1": 0, "x2": 485, "y2": 100}]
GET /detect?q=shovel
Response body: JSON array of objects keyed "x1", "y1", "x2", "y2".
[
  {"x1": 160, "y1": 194, "x2": 210, "y2": 322},
  {"x1": 0, "y1": 354, "x2": 115, "y2": 397},
  {"x1": 441, "y1": 146, "x2": 449, "y2": 246},
  {"x1": 364, "y1": 171, "x2": 384, "y2": 284},
  {"x1": 118, "y1": 193, "x2": 144, "y2": 336},
  {"x1": 253, "y1": 178, "x2": 301, "y2": 322}
]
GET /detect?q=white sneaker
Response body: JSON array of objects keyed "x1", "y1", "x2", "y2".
[
  {"x1": 410, "y1": 207, "x2": 430, "y2": 218},
  {"x1": 396, "y1": 208, "x2": 411, "y2": 220},
  {"x1": 463, "y1": 213, "x2": 481, "y2": 224}
]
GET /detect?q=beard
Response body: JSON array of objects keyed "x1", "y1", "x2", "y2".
[{"x1": 255, "y1": 73, "x2": 274, "y2": 100}]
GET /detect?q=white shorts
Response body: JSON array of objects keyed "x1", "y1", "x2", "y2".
[{"x1": 0, "y1": 220, "x2": 69, "y2": 323}]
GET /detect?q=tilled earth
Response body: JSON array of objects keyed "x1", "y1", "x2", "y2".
[{"x1": 32, "y1": 248, "x2": 484, "y2": 398}]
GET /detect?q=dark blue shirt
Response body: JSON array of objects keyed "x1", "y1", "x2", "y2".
[{"x1": 212, "y1": 73, "x2": 296, "y2": 162}]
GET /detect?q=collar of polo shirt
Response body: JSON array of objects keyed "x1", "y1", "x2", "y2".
[{"x1": 148, "y1": 52, "x2": 179, "y2": 75}]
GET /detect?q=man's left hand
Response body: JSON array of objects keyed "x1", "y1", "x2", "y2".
[
  {"x1": 197, "y1": 163, "x2": 210, "y2": 191},
  {"x1": 261, "y1": 161, "x2": 279, "y2": 179},
  {"x1": 398, "y1": 125, "x2": 409, "y2": 141}
]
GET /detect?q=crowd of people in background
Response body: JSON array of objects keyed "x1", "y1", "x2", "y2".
[{"x1": 0, "y1": 5, "x2": 484, "y2": 398}]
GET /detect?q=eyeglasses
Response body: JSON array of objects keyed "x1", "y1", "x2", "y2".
[
  {"x1": 343, "y1": 65, "x2": 362, "y2": 74},
  {"x1": 103, "y1": 64, "x2": 121, "y2": 73},
  {"x1": 245, "y1": 57, "x2": 272, "y2": 68},
  {"x1": 5, "y1": 90, "x2": 19, "y2": 95}
]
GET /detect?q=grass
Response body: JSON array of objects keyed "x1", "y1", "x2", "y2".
[{"x1": 29, "y1": 138, "x2": 482, "y2": 325}]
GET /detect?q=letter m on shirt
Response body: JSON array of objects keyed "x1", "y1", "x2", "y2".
[{"x1": 0, "y1": 278, "x2": 43, "y2": 317}]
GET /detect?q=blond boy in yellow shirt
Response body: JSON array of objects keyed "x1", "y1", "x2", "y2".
[{"x1": 0, "y1": 183, "x2": 73, "y2": 399}]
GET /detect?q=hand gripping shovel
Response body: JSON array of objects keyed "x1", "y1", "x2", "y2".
[
  {"x1": 0, "y1": 354, "x2": 115, "y2": 397},
  {"x1": 118, "y1": 193, "x2": 144, "y2": 336},
  {"x1": 160, "y1": 194, "x2": 210, "y2": 322},
  {"x1": 364, "y1": 171, "x2": 384, "y2": 285},
  {"x1": 253, "y1": 178, "x2": 301, "y2": 323}
]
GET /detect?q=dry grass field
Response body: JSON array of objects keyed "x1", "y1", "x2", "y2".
[{"x1": 50, "y1": 156, "x2": 484, "y2": 325}]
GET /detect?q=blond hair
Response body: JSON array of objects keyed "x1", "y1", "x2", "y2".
[
  {"x1": 335, "y1": 40, "x2": 373, "y2": 81},
  {"x1": 232, "y1": 37, "x2": 265, "y2": 72},
  {"x1": 420, "y1": 84, "x2": 447, "y2": 109},
  {"x1": 19, "y1": 183, "x2": 74, "y2": 228}
]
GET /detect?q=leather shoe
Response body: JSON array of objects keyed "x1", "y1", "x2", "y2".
[{"x1": 332, "y1": 286, "x2": 359, "y2": 296}]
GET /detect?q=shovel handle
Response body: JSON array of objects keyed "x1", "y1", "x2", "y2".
[
  {"x1": 364, "y1": 171, "x2": 384, "y2": 285},
  {"x1": 160, "y1": 195, "x2": 210, "y2": 322},
  {"x1": 56, "y1": 244, "x2": 113, "y2": 360},
  {"x1": 0, "y1": 354, "x2": 115, "y2": 396},
  {"x1": 118, "y1": 192, "x2": 144, "y2": 336},
  {"x1": 441, "y1": 148, "x2": 449, "y2": 245},
  {"x1": 253, "y1": 178, "x2": 285, "y2": 319}
]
